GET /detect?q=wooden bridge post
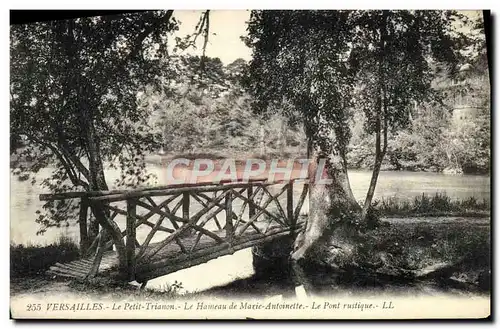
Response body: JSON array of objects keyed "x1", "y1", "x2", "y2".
[
  {"x1": 126, "y1": 198, "x2": 137, "y2": 281},
  {"x1": 225, "y1": 189, "x2": 233, "y2": 241},
  {"x1": 78, "y1": 197, "x2": 89, "y2": 256},
  {"x1": 287, "y1": 181, "x2": 294, "y2": 228},
  {"x1": 183, "y1": 192, "x2": 190, "y2": 222},
  {"x1": 247, "y1": 186, "x2": 255, "y2": 219}
]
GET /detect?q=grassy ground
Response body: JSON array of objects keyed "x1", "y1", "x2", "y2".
[
  {"x1": 10, "y1": 276, "x2": 184, "y2": 301},
  {"x1": 359, "y1": 220, "x2": 490, "y2": 277},
  {"x1": 306, "y1": 216, "x2": 491, "y2": 295}
]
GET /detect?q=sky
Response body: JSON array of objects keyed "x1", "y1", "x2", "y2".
[
  {"x1": 172, "y1": 10, "x2": 484, "y2": 65},
  {"x1": 173, "y1": 10, "x2": 252, "y2": 65}
]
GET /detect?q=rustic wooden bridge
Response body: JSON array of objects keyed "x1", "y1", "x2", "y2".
[{"x1": 40, "y1": 179, "x2": 309, "y2": 285}]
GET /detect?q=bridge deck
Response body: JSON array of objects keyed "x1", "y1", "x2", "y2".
[{"x1": 46, "y1": 222, "x2": 299, "y2": 282}]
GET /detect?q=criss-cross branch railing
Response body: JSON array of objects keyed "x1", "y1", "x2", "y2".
[{"x1": 40, "y1": 178, "x2": 309, "y2": 281}]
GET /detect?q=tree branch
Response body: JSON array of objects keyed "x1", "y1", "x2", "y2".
[
  {"x1": 201, "y1": 11, "x2": 210, "y2": 59},
  {"x1": 29, "y1": 135, "x2": 89, "y2": 190},
  {"x1": 126, "y1": 10, "x2": 174, "y2": 63},
  {"x1": 56, "y1": 132, "x2": 91, "y2": 181},
  {"x1": 184, "y1": 10, "x2": 209, "y2": 49}
]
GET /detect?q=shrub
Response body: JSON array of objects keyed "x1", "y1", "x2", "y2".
[{"x1": 373, "y1": 193, "x2": 490, "y2": 217}]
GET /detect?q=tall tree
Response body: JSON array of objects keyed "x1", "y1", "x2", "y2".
[
  {"x1": 10, "y1": 11, "x2": 178, "y2": 269},
  {"x1": 245, "y1": 11, "x2": 362, "y2": 261},
  {"x1": 349, "y1": 10, "x2": 460, "y2": 219},
  {"x1": 245, "y1": 10, "x2": 462, "y2": 262}
]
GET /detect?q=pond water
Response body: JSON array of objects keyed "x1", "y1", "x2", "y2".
[{"x1": 10, "y1": 166, "x2": 490, "y2": 294}]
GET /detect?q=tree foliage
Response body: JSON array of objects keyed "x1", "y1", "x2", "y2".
[
  {"x1": 244, "y1": 10, "x2": 355, "y2": 155},
  {"x1": 10, "y1": 11, "x2": 179, "y2": 233}
]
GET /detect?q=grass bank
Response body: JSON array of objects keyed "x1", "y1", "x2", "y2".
[
  {"x1": 372, "y1": 193, "x2": 490, "y2": 217},
  {"x1": 10, "y1": 235, "x2": 79, "y2": 278},
  {"x1": 307, "y1": 216, "x2": 491, "y2": 294}
]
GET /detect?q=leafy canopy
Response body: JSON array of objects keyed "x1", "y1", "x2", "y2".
[
  {"x1": 244, "y1": 10, "x2": 466, "y2": 154},
  {"x1": 10, "y1": 11, "x2": 180, "y2": 232}
]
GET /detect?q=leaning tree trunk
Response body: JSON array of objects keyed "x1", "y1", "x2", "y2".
[
  {"x1": 79, "y1": 100, "x2": 128, "y2": 272},
  {"x1": 361, "y1": 10, "x2": 388, "y2": 222},
  {"x1": 361, "y1": 104, "x2": 387, "y2": 221}
]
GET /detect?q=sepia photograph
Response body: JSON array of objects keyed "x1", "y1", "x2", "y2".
[{"x1": 9, "y1": 9, "x2": 491, "y2": 320}]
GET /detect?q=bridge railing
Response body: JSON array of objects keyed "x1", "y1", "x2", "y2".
[{"x1": 40, "y1": 178, "x2": 309, "y2": 281}]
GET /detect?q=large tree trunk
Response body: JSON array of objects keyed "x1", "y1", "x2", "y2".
[{"x1": 291, "y1": 133, "x2": 361, "y2": 262}]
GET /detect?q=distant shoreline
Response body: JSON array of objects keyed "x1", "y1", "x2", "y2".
[
  {"x1": 10, "y1": 149, "x2": 490, "y2": 176},
  {"x1": 142, "y1": 153, "x2": 490, "y2": 176}
]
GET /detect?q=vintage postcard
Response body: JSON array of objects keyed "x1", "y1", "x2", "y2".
[{"x1": 10, "y1": 9, "x2": 491, "y2": 320}]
